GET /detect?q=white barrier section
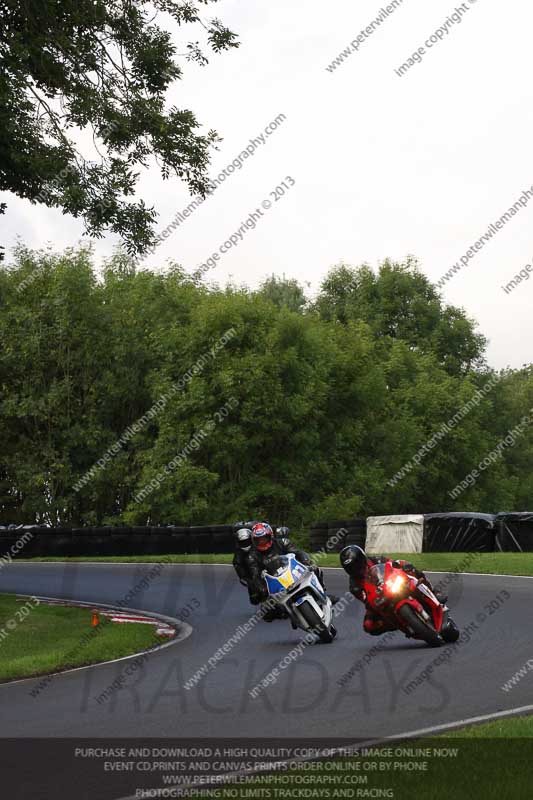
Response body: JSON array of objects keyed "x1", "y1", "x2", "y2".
[{"x1": 366, "y1": 515, "x2": 424, "y2": 553}]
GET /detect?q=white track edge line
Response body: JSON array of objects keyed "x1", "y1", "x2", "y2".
[{"x1": 114, "y1": 703, "x2": 533, "y2": 800}]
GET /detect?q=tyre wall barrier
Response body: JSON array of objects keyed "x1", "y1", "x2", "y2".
[
  {"x1": 2, "y1": 513, "x2": 533, "y2": 558},
  {"x1": 309, "y1": 519, "x2": 367, "y2": 553},
  {"x1": 0, "y1": 524, "x2": 235, "y2": 558}
]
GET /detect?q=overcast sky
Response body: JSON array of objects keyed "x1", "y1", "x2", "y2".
[{"x1": 3, "y1": 0, "x2": 532, "y2": 369}]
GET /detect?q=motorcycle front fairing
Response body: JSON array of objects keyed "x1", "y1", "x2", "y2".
[
  {"x1": 366, "y1": 561, "x2": 443, "y2": 633},
  {"x1": 262, "y1": 554, "x2": 331, "y2": 632},
  {"x1": 263, "y1": 555, "x2": 307, "y2": 595}
]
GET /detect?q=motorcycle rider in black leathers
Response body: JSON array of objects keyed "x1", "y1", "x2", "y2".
[
  {"x1": 232, "y1": 520, "x2": 278, "y2": 605},
  {"x1": 232, "y1": 528, "x2": 260, "y2": 604}
]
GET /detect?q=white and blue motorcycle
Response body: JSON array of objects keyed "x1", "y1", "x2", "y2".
[{"x1": 262, "y1": 554, "x2": 337, "y2": 643}]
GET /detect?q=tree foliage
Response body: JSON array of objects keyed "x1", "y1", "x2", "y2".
[
  {"x1": 0, "y1": 0, "x2": 238, "y2": 253},
  {"x1": 1, "y1": 249, "x2": 531, "y2": 526},
  {"x1": 313, "y1": 258, "x2": 486, "y2": 375}
]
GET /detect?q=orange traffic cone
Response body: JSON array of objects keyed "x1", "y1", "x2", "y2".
[{"x1": 91, "y1": 611, "x2": 99, "y2": 627}]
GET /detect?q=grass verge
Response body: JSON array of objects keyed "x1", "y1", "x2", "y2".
[
  {"x1": 18, "y1": 552, "x2": 533, "y2": 576},
  {"x1": 444, "y1": 715, "x2": 533, "y2": 737},
  {"x1": 195, "y1": 728, "x2": 533, "y2": 800},
  {"x1": 0, "y1": 593, "x2": 162, "y2": 682}
]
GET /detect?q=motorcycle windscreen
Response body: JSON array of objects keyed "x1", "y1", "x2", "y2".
[
  {"x1": 368, "y1": 562, "x2": 386, "y2": 585},
  {"x1": 264, "y1": 556, "x2": 308, "y2": 594},
  {"x1": 287, "y1": 557, "x2": 307, "y2": 582}
]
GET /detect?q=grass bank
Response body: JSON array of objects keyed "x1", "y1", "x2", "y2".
[
  {"x1": 19, "y1": 552, "x2": 533, "y2": 576},
  {"x1": 0, "y1": 593, "x2": 162, "y2": 682}
]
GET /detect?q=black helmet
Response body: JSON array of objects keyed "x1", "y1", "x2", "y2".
[
  {"x1": 236, "y1": 528, "x2": 252, "y2": 552},
  {"x1": 340, "y1": 545, "x2": 367, "y2": 578}
]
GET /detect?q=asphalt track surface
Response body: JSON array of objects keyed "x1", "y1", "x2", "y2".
[{"x1": 1, "y1": 561, "x2": 533, "y2": 740}]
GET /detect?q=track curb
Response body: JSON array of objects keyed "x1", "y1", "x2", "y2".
[{"x1": 0, "y1": 593, "x2": 192, "y2": 689}]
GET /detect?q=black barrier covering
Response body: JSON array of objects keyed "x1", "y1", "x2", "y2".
[
  {"x1": 210, "y1": 525, "x2": 235, "y2": 553},
  {"x1": 188, "y1": 526, "x2": 214, "y2": 554},
  {"x1": 14, "y1": 511, "x2": 533, "y2": 557},
  {"x1": 496, "y1": 512, "x2": 533, "y2": 552},
  {"x1": 46, "y1": 528, "x2": 74, "y2": 557},
  {"x1": 109, "y1": 527, "x2": 135, "y2": 556},
  {"x1": 146, "y1": 527, "x2": 176, "y2": 554},
  {"x1": 423, "y1": 513, "x2": 496, "y2": 552},
  {"x1": 344, "y1": 527, "x2": 367, "y2": 548},
  {"x1": 169, "y1": 529, "x2": 187, "y2": 553},
  {"x1": 331, "y1": 519, "x2": 366, "y2": 552},
  {"x1": 310, "y1": 519, "x2": 367, "y2": 552},
  {"x1": 1, "y1": 738, "x2": 533, "y2": 800},
  {"x1": 0, "y1": 536, "x2": 19, "y2": 559},
  {"x1": 0, "y1": 525, "x2": 233, "y2": 558},
  {"x1": 0, "y1": 525, "x2": 47, "y2": 559},
  {"x1": 309, "y1": 528, "x2": 331, "y2": 550}
]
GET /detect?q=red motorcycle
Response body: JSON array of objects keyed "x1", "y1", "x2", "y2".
[{"x1": 363, "y1": 561, "x2": 460, "y2": 647}]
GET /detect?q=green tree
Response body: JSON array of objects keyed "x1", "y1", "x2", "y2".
[
  {"x1": 0, "y1": 0, "x2": 238, "y2": 254},
  {"x1": 256, "y1": 274, "x2": 308, "y2": 313},
  {"x1": 0, "y1": 245, "x2": 106, "y2": 523},
  {"x1": 314, "y1": 258, "x2": 486, "y2": 375},
  {"x1": 1, "y1": 246, "x2": 531, "y2": 527}
]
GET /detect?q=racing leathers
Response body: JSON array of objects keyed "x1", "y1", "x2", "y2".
[{"x1": 232, "y1": 548, "x2": 250, "y2": 584}]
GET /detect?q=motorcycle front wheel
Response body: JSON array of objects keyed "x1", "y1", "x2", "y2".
[
  {"x1": 398, "y1": 604, "x2": 443, "y2": 647},
  {"x1": 299, "y1": 602, "x2": 335, "y2": 644}
]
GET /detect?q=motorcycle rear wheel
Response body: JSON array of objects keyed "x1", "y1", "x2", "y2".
[{"x1": 398, "y1": 604, "x2": 443, "y2": 647}]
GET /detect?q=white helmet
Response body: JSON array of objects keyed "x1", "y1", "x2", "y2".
[{"x1": 236, "y1": 528, "x2": 252, "y2": 551}]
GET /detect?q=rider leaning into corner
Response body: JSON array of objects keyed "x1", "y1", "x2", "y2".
[
  {"x1": 244, "y1": 522, "x2": 338, "y2": 620},
  {"x1": 339, "y1": 545, "x2": 447, "y2": 636},
  {"x1": 232, "y1": 520, "x2": 287, "y2": 602}
]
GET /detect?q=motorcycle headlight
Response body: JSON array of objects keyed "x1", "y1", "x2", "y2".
[{"x1": 386, "y1": 575, "x2": 407, "y2": 594}]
